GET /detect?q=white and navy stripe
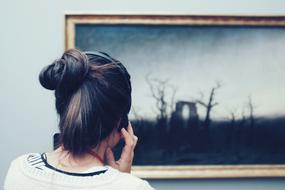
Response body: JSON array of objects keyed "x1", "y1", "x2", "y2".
[{"x1": 26, "y1": 153, "x2": 107, "y2": 176}]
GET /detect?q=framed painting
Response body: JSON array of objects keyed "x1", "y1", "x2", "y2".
[{"x1": 65, "y1": 14, "x2": 285, "y2": 179}]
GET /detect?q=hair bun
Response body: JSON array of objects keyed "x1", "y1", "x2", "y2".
[{"x1": 39, "y1": 49, "x2": 89, "y2": 92}]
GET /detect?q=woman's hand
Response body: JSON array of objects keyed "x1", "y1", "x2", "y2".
[{"x1": 105, "y1": 123, "x2": 138, "y2": 173}]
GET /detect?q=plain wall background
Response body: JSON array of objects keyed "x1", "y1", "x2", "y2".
[{"x1": 1, "y1": 0, "x2": 285, "y2": 189}]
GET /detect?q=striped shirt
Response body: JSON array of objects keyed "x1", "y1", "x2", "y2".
[
  {"x1": 5, "y1": 153, "x2": 155, "y2": 190},
  {"x1": 26, "y1": 153, "x2": 108, "y2": 176}
]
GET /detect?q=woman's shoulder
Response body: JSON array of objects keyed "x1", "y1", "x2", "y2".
[
  {"x1": 5, "y1": 153, "x2": 41, "y2": 177},
  {"x1": 4, "y1": 153, "x2": 38, "y2": 189},
  {"x1": 111, "y1": 168, "x2": 155, "y2": 190},
  {"x1": 9, "y1": 153, "x2": 41, "y2": 167},
  {"x1": 7, "y1": 153, "x2": 36, "y2": 167}
]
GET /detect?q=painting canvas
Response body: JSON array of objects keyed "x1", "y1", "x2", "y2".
[{"x1": 66, "y1": 15, "x2": 285, "y2": 178}]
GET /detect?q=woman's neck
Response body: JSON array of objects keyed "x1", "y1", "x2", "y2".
[{"x1": 47, "y1": 143, "x2": 107, "y2": 172}]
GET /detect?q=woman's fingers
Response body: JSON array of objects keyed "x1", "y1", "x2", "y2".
[
  {"x1": 105, "y1": 123, "x2": 138, "y2": 173},
  {"x1": 127, "y1": 123, "x2": 134, "y2": 136},
  {"x1": 127, "y1": 123, "x2": 139, "y2": 145},
  {"x1": 121, "y1": 128, "x2": 134, "y2": 147},
  {"x1": 119, "y1": 124, "x2": 138, "y2": 162},
  {"x1": 121, "y1": 128, "x2": 138, "y2": 149},
  {"x1": 120, "y1": 128, "x2": 134, "y2": 161},
  {"x1": 128, "y1": 124, "x2": 138, "y2": 147},
  {"x1": 133, "y1": 135, "x2": 138, "y2": 146}
]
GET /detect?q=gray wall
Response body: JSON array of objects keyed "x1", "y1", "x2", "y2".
[{"x1": 1, "y1": 0, "x2": 285, "y2": 189}]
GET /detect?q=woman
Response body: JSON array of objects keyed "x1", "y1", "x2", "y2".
[{"x1": 4, "y1": 49, "x2": 154, "y2": 190}]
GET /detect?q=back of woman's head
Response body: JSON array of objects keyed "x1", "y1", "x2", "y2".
[{"x1": 39, "y1": 49, "x2": 131, "y2": 155}]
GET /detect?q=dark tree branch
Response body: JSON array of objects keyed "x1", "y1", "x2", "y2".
[{"x1": 195, "y1": 81, "x2": 222, "y2": 129}]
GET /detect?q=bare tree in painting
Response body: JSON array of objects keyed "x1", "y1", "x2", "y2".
[
  {"x1": 196, "y1": 82, "x2": 221, "y2": 130},
  {"x1": 248, "y1": 96, "x2": 255, "y2": 129},
  {"x1": 145, "y1": 74, "x2": 178, "y2": 151},
  {"x1": 230, "y1": 111, "x2": 237, "y2": 127},
  {"x1": 146, "y1": 77, "x2": 168, "y2": 123},
  {"x1": 247, "y1": 95, "x2": 256, "y2": 146},
  {"x1": 146, "y1": 74, "x2": 177, "y2": 124}
]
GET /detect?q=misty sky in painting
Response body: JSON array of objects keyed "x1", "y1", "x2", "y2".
[{"x1": 76, "y1": 25, "x2": 285, "y2": 120}]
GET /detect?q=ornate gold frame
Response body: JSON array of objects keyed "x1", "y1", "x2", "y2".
[{"x1": 65, "y1": 14, "x2": 285, "y2": 179}]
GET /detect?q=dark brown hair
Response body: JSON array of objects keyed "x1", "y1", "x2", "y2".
[{"x1": 39, "y1": 49, "x2": 131, "y2": 155}]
